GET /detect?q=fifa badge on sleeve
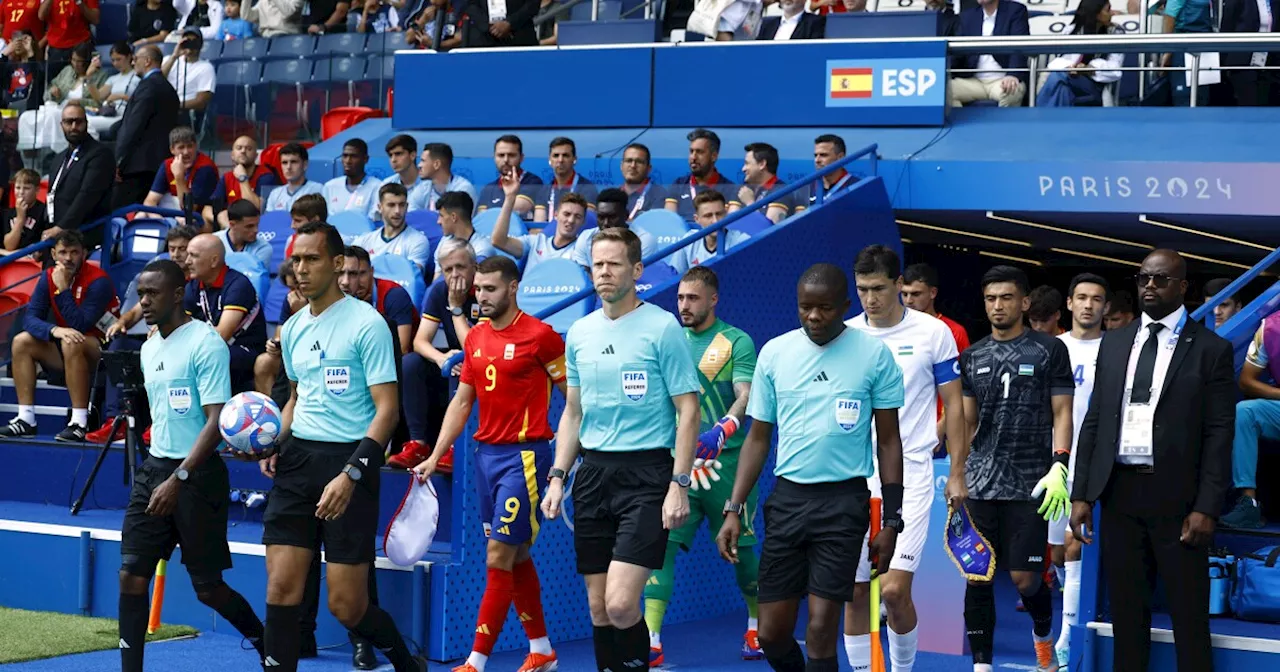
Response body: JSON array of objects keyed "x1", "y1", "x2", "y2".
[{"x1": 944, "y1": 502, "x2": 996, "y2": 582}]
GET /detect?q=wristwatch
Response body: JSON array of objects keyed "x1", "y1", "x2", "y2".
[
  {"x1": 449, "y1": 305, "x2": 464, "y2": 317},
  {"x1": 882, "y1": 516, "x2": 905, "y2": 534},
  {"x1": 174, "y1": 467, "x2": 190, "y2": 482},
  {"x1": 722, "y1": 500, "x2": 745, "y2": 517},
  {"x1": 548, "y1": 467, "x2": 567, "y2": 483},
  {"x1": 671, "y1": 473, "x2": 691, "y2": 488},
  {"x1": 342, "y1": 464, "x2": 363, "y2": 482}
]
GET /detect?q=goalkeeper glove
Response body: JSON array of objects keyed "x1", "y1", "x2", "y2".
[
  {"x1": 696, "y1": 416, "x2": 739, "y2": 463},
  {"x1": 691, "y1": 458, "x2": 722, "y2": 491},
  {"x1": 1031, "y1": 462, "x2": 1070, "y2": 522}
]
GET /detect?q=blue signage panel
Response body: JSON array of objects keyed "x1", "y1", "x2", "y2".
[
  {"x1": 653, "y1": 40, "x2": 947, "y2": 127},
  {"x1": 391, "y1": 47, "x2": 653, "y2": 130}
]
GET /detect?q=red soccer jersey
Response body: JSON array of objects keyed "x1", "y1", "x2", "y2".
[
  {"x1": 2, "y1": 0, "x2": 45, "y2": 41},
  {"x1": 46, "y1": 0, "x2": 98, "y2": 49},
  {"x1": 460, "y1": 312, "x2": 566, "y2": 445}
]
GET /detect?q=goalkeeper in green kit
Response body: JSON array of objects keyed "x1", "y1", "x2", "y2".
[{"x1": 644, "y1": 266, "x2": 762, "y2": 665}]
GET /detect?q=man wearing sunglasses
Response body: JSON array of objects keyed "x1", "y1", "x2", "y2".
[{"x1": 1070, "y1": 249, "x2": 1233, "y2": 672}]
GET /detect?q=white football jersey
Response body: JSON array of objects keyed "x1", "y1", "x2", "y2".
[{"x1": 1057, "y1": 332, "x2": 1102, "y2": 482}]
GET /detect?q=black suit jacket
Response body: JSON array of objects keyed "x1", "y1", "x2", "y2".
[
  {"x1": 50, "y1": 136, "x2": 115, "y2": 246},
  {"x1": 115, "y1": 71, "x2": 180, "y2": 176},
  {"x1": 460, "y1": 0, "x2": 540, "y2": 47},
  {"x1": 756, "y1": 12, "x2": 825, "y2": 40},
  {"x1": 1071, "y1": 315, "x2": 1235, "y2": 517},
  {"x1": 1221, "y1": 0, "x2": 1280, "y2": 66},
  {"x1": 957, "y1": 1, "x2": 1030, "y2": 82}
]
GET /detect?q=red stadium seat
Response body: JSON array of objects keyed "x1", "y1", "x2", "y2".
[
  {"x1": 8, "y1": 179, "x2": 49, "y2": 206},
  {"x1": 260, "y1": 141, "x2": 316, "y2": 180},
  {"x1": 0, "y1": 258, "x2": 43, "y2": 298},
  {"x1": 321, "y1": 107, "x2": 385, "y2": 141},
  {"x1": 386, "y1": 86, "x2": 394, "y2": 116},
  {"x1": 0, "y1": 292, "x2": 24, "y2": 315}
]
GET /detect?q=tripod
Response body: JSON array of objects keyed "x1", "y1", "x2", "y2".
[{"x1": 71, "y1": 352, "x2": 148, "y2": 516}]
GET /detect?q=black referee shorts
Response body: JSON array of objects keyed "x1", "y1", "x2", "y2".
[
  {"x1": 120, "y1": 455, "x2": 233, "y2": 579},
  {"x1": 758, "y1": 477, "x2": 870, "y2": 604},
  {"x1": 572, "y1": 449, "x2": 673, "y2": 575},
  {"x1": 966, "y1": 499, "x2": 1048, "y2": 574},
  {"x1": 262, "y1": 437, "x2": 381, "y2": 565}
]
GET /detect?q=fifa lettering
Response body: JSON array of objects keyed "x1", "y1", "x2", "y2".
[{"x1": 881, "y1": 68, "x2": 937, "y2": 97}]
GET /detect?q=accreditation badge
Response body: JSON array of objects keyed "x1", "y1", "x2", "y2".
[{"x1": 945, "y1": 502, "x2": 996, "y2": 582}]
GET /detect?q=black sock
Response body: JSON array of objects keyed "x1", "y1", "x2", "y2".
[
  {"x1": 119, "y1": 592, "x2": 149, "y2": 672},
  {"x1": 965, "y1": 582, "x2": 996, "y2": 664},
  {"x1": 805, "y1": 656, "x2": 839, "y2": 672},
  {"x1": 592, "y1": 625, "x2": 616, "y2": 672},
  {"x1": 300, "y1": 552, "x2": 322, "y2": 636},
  {"x1": 349, "y1": 565, "x2": 379, "y2": 646},
  {"x1": 763, "y1": 637, "x2": 806, "y2": 672},
  {"x1": 612, "y1": 619, "x2": 649, "y2": 670},
  {"x1": 351, "y1": 603, "x2": 416, "y2": 671},
  {"x1": 1024, "y1": 581, "x2": 1055, "y2": 638},
  {"x1": 264, "y1": 603, "x2": 301, "y2": 672},
  {"x1": 207, "y1": 585, "x2": 265, "y2": 656}
]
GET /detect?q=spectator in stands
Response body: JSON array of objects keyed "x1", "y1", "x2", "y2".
[
  {"x1": 207, "y1": 135, "x2": 279, "y2": 227},
  {"x1": 491, "y1": 171, "x2": 585, "y2": 273},
  {"x1": 1028, "y1": 284, "x2": 1065, "y2": 334},
  {"x1": 40, "y1": 0, "x2": 99, "y2": 74},
  {"x1": 434, "y1": 190, "x2": 495, "y2": 278},
  {"x1": 264, "y1": 143, "x2": 324, "y2": 212},
  {"x1": 617, "y1": 142, "x2": 667, "y2": 221},
  {"x1": 810, "y1": 0, "x2": 865, "y2": 14},
  {"x1": 809, "y1": 133, "x2": 856, "y2": 207},
  {"x1": 94, "y1": 42, "x2": 141, "y2": 120},
  {"x1": 2, "y1": 229, "x2": 120, "y2": 441},
  {"x1": 901, "y1": 262, "x2": 971, "y2": 352},
  {"x1": 113, "y1": 45, "x2": 180, "y2": 212},
  {"x1": 1161, "y1": 0, "x2": 1214, "y2": 106},
  {"x1": 1104, "y1": 289, "x2": 1135, "y2": 329},
  {"x1": 951, "y1": 0, "x2": 1029, "y2": 107},
  {"x1": 458, "y1": 0, "x2": 537, "y2": 46},
  {"x1": 688, "y1": 0, "x2": 765, "y2": 40},
  {"x1": 216, "y1": 0, "x2": 256, "y2": 39},
  {"x1": 572, "y1": 188, "x2": 657, "y2": 269},
  {"x1": 415, "y1": 141, "x2": 476, "y2": 211},
  {"x1": 183, "y1": 232, "x2": 268, "y2": 388},
  {"x1": 129, "y1": 0, "x2": 180, "y2": 45},
  {"x1": 1221, "y1": 0, "x2": 1279, "y2": 105},
  {"x1": 304, "y1": 0, "x2": 349, "y2": 33},
  {"x1": 241, "y1": 0, "x2": 305, "y2": 36},
  {"x1": 1, "y1": 33, "x2": 42, "y2": 110},
  {"x1": 1036, "y1": 0, "x2": 1123, "y2": 107},
  {"x1": 161, "y1": 29, "x2": 215, "y2": 126},
  {"x1": 396, "y1": 238, "x2": 480, "y2": 465},
  {"x1": 143, "y1": 125, "x2": 219, "y2": 223},
  {"x1": 371, "y1": 134, "x2": 425, "y2": 222},
  {"x1": 669, "y1": 190, "x2": 748, "y2": 273},
  {"x1": 354, "y1": 182, "x2": 433, "y2": 275},
  {"x1": 2, "y1": 169, "x2": 49, "y2": 255},
  {"x1": 930, "y1": 0, "x2": 960, "y2": 36},
  {"x1": 1204, "y1": 277, "x2": 1243, "y2": 329},
  {"x1": 43, "y1": 42, "x2": 108, "y2": 108},
  {"x1": 218, "y1": 200, "x2": 272, "y2": 267},
  {"x1": 2, "y1": 1, "x2": 46, "y2": 46},
  {"x1": 46, "y1": 102, "x2": 115, "y2": 250},
  {"x1": 1223, "y1": 318, "x2": 1280, "y2": 529},
  {"x1": 758, "y1": 0, "x2": 824, "y2": 39},
  {"x1": 667, "y1": 128, "x2": 736, "y2": 220},
  {"x1": 476, "y1": 134, "x2": 542, "y2": 216},
  {"x1": 533, "y1": 136, "x2": 597, "y2": 224},
  {"x1": 357, "y1": 0, "x2": 400, "y2": 31},
  {"x1": 90, "y1": 225, "x2": 196, "y2": 444},
  {"x1": 254, "y1": 259, "x2": 302, "y2": 394},
  {"x1": 536, "y1": 0, "x2": 556, "y2": 44},
  {"x1": 322, "y1": 138, "x2": 379, "y2": 216},
  {"x1": 404, "y1": 0, "x2": 460, "y2": 49},
  {"x1": 171, "y1": 0, "x2": 225, "y2": 39},
  {"x1": 730, "y1": 141, "x2": 802, "y2": 223},
  {"x1": 340, "y1": 244, "x2": 417, "y2": 353}
]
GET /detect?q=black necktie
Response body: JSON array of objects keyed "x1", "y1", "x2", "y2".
[{"x1": 1130, "y1": 322, "x2": 1165, "y2": 404}]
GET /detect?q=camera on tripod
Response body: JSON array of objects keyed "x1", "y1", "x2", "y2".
[
  {"x1": 72, "y1": 349, "x2": 147, "y2": 516},
  {"x1": 103, "y1": 349, "x2": 146, "y2": 396}
]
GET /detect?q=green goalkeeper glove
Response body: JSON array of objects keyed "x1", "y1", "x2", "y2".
[{"x1": 1032, "y1": 462, "x2": 1069, "y2": 521}]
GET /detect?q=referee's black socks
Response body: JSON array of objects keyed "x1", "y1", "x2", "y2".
[
  {"x1": 197, "y1": 583, "x2": 264, "y2": 655},
  {"x1": 351, "y1": 603, "x2": 417, "y2": 671},
  {"x1": 964, "y1": 582, "x2": 996, "y2": 664},
  {"x1": 805, "y1": 656, "x2": 839, "y2": 672},
  {"x1": 592, "y1": 625, "x2": 616, "y2": 672},
  {"x1": 763, "y1": 637, "x2": 806, "y2": 672},
  {"x1": 264, "y1": 603, "x2": 301, "y2": 671},
  {"x1": 613, "y1": 619, "x2": 649, "y2": 670},
  {"x1": 1023, "y1": 581, "x2": 1055, "y2": 638},
  {"x1": 119, "y1": 592, "x2": 149, "y2": 672}
]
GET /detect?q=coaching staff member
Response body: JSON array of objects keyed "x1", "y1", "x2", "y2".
[
  {"x1": 717, "y1": 263, "x2": 904, "y2": 672},
  {"x1": 255, "y1": 222, "x2": 424, "y2": 672},
  {"x1": 541, "y1": 227, "x2": 701, "y2": 672},
  {"x1": 1071, "y1": 249, "x2": 1234, "y2": 672},
  {"x1": 117, "y1": 259, "x2": 265, "y2": 671}
]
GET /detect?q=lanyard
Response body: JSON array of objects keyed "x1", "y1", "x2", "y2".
[
  {"x1": 50, "y1": 147, "x2": 79, "y2": 197},
  {"x1": 688, "y1": 172, "x2": 719, "y2": 202},
  {"x1": 628, "y1": 181, "x2": 651, "y2": 220},
  {"x1": 548, "y1": 173, "x2": 578, "y2": 213}
]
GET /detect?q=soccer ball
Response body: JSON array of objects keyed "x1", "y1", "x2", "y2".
[{"x1": 219, "y1": 392, "x2": 282, "y2": 455}]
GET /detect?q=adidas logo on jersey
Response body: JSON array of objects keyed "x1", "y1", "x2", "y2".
[
  {"x1": 310, "y1": 341, "x2": 322, "y2": 352},
  {"x1": 155, "y1": 362, "x2": 164, "y2": 372},
  {"x1": 812, "y1": 371, "x2": 829, "y2": 382},
  {"x1": 359, "y1": 457, "x2": 368, "y2": 466},
  {"x1": 476, "y1": 624, "x2": 491, "y2": 635},
  {"x1": 497, "y1": 524, "x2": 511, "y2": 536},
  {"x1": 601, "y1": 345, "x2": 615, "y2": 355}
]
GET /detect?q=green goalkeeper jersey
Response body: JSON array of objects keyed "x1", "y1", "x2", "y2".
[{"x1": 686, "y1": 319, "x2": 757, "y2": 451}]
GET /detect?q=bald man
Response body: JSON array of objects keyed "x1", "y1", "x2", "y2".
[
  {"x1": 206, "y1": 134, "x2": 281, "y2": 228},
  {"x1": 183, "y1": 234, "x2": 268, "y2": 390}
]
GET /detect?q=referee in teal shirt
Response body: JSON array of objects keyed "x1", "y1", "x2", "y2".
[
  {"x1": 718, "y1": 263, "x2": 906, "y2": 672},
  {"x1": 542, "y1": 227, "x2": 701, "y2": 672},
  {"x1": 254, "y1": 222, "x2": 424, "y2": 672}
]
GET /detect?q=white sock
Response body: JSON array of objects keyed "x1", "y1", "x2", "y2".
[
  {"x1": 974, "y1": 664, "x2": 993, "y2": 672},
  {"x1": 844, "y1": 633, "x2": 871, "y2": 672},
  {"x1": 747, "y1": 617, "x2": 758, "y2": 631},
  {"x1": 1057, "y1": 560, "x2": 1082, "y2": 651},
  {"x1": 17, "y1": 405, "x2": 35, "y2": 425},
  {"x1": 888, "y1": 625, "x2": 918, "y2": 672},
  {"x1": 529, "y1": 637, "x2": 551, "y2": 655},
  {"x1": 1054, "y1": 563, "x2": 1065, "y2": 589},
  {"x1": 650, "y1": 630, "x2": 661, "y2": 648},
  {"x1": 71, "y1": 408, "x2": 88, "y2": 427},
  {"x1": 466, "y1": 652, "x2": 488, "y2": 672}
]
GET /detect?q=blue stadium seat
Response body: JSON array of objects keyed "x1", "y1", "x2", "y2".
[
  {"x1": 517, "y1": 259, "x2": 591, "y2": 334},
  {"x1": 363, "y1": 55, "x2": 396, "y2": 103},
  {"x1": 264, "y1": 277, "x2": 289, "y2": 327},
  {"x1": 407, "y1": 210, "x2": 442, "y2": 246},
  {"x1": 373, "y1": 253, "x2": 427, "y2": 310},
  {"x1": 585, "y1": 209, "x2": 597, "y2": 230},
  {"x1": 636, "y1": 261, "x2": 678, "y2": 294},
  {"x1": 230, "y1": 37, "x2": 270, "y2": 60},
  {"x1": 729, "y1": 211, "x2": 772, "y2": 236},
  {"x1": 310, "y1": 56, "x2": 371, "y2": 108},
  {"x1": 267, "y1": 35, "x2": 316, "y2": 60},
  {"x1": 96, "y1": 3, "x2": 130, "y2": 44},
  {"x1": 254, "y1": 59, "x2": 313, "y2": 135},
  {"x1": 256, "y1": 210, "x2": 294, "y2": 270},
  {"x1": 330, "y1": 210, "x2": 375, "y2": 242},
  {"x1": 226, "y1": 252, "x2": 271, "y2": 303},
  {"x1": 473, "y1": 209, "x2": 527, "y2": 238},
  {"x1": 113, "y1": 218, "x2": 172, "y2": 283},
  {"x1": 570, "y1": 0, "x2": 620, "y2": 19},
  {"x1": 632, "y1": 209, "x2": 692, "y2": 251},
  {"x1": 96, "y1": 45, "x2": 114, "y2": 62},
  {"x1": 316, "y1": 32, "x2": 368, "y2": 56},
  {"x1": 367, "y1": 32, "x2": 408, "y2": 53},
  {"x1": 214, "y1": 60, "x2": 264, "y2": 121},
  {"x1": 201, "y1": 40, "x2": 223, "y2": 62}
]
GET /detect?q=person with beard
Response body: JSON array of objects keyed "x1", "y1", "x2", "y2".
[
  {"x1": 757, "y1": 0, "x2": 826, "y2": 39},
  {"x1": 665, "y1": 128, "x2": 738, "y2": 220},
  {"x1": 490, "y1": 169, "x2": 586, "y2": 273},
  {"x1": 45, "y1": 101, "x2": 115, "y2": 250},
  {"x1": 616, "y1": 143, "x2": 667, "y2": 221},
  {"x1": 207, "y1": 134, "x2": 280, "y2": 227},
  {"x1": 730, "y1": 142, "x2": 801, "y2": 224}
]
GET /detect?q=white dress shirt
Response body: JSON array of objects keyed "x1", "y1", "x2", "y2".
[
  {"x1": 773, "y1": 12, "x2": 802, "y2": 40},
  {"x1": 976, "y1": 9, "x2": 1005, "y2": 81},
  {"x1": 1252, "y1": 0, "x2": 1273, "y2": 66},
  {"x1": 1117, "y1": 305, "x2": 1187, "y2": 465}
]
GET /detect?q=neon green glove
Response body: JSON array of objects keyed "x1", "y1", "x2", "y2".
[{"x1": 1032, "y1": 462, "x2": 1069, "y2": 521}]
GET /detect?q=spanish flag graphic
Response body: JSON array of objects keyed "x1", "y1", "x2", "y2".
[{"x1": 830, "y1": 67, "x2": 873, "y2": 99}]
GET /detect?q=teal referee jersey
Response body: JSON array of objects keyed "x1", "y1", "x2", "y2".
[
  {"x1": 281, "y1": 295, "x2": 397, "y2": 443},
  {"x1": 565, "y1": 302, "x2": 699, "y2": 452},
  {"x1": 142, "y1": 321, "x2": 232, "y2": 460},
  {"x1": 748, "y1": 327, "x2": 904, "y2": 483}
]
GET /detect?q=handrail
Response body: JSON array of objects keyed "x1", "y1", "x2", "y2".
[
  {"x1": 1191, "y1": 247, "x2": 1280, "y2": 324},
  {"x1": 534, "y1": 0, "x2": 590, "y2": 26},
  {"x1": 945, "y1": 32, "x2": 1280, "y2": 54},
  {"x1": 529, "y1": 143, "x2": 880, "y2": 322},
  {"x1": 0, "y1": 205, "x2": 187, "y2": 271}
]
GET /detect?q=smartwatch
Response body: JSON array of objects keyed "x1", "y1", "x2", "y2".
[
  {"x1": 882, "y1": 516, "x2": 905, "y2": 534},
  {"x1": 722, "y1": 500, "x2": 745, "y2": 517},
  {"x1": 342, "y1": 464, "x2": 363, "y2": 482},
  {"x1": 174, "y1": 467, "x2": 190, "y2": 482},
  {"x1": 548, "y1": 467, "x2": 567, "y2": 483},
  {"x1": 671, "y1": 473, "x2": 691, "y2": 488}
]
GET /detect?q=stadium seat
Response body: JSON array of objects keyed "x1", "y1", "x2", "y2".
[
  {"x1": 316, "y1": 32, "x2": 368, "y2": 56},
  {"x1": 267, "y1": 35, "x2": 317, "y2": 60},
  {"x1": 320, "y1": 106, "x2": 383, "y2": 140},
  {"x1": 113, "y1": 219, "x2": 172, "y2": 287},
  {"x1": 364, "y1": 55, "x2": 396, "y2": 104},
  {"x1": 636, "y1": 260, "x2": 679, "y2": 294},
  {"x1": 1029, "y1": 14, "x2": 1072, "y2": 35},
  {"x1": 330, "y1": 210, "x2": 376, "y2": 242},
  {"x1": 226, "y1": 252, "x2": 271, "y2": 303},
  {"x1": 472, "y1": 209, "x2": 527, "y2": 238},
  {"x1": 312, "y1": 58, "x2": 373, "y2": 111},
  {"x1": 0, "y1": 292, "x2": 24, "y2": 316},
  {"x1": 214, "y1": 60, "x2": 265, "y2": 123},
  {"x1": 367, "y1": 32, "x2": 408, "y2": 53},
  {"x1": 517, "y1": 259, "x2": 591, "y2": 334},
  {"x1": 406, "y1": 210, "x2": 442, "y2": 244},
  {"x1": 96, "y1": 44, "x2": 114, "y2": 62},
  {"x1": 96, "y1": 3, "x2": 130, "y2": 43},
  {"x1": 256, "y1": 210, "x2": 294, "y2": 270},
  {"x1": 255, "y1": 59, "x2": 313, "y2": 141},
  {"x1": 264, "y1": 276, "x2": 289, "y2": 327},
  {"x1": 584, "y1": 209, "x2": 597, "y2": 230},
  {"x1": 201, "y1": 40, "x2": 223, "y2": 62},
  {"x1": 728, "y1": 211, "x2": 772, "y2": 236},
  {"x1": 632, "y1": 210, "x2": 693, "y2": 252},
  {"x1": 373, "y1": 253, "x2": 427, "y2": 310},
  {"x1": 0, "y1": 258, "x2": 43, "y2": 298},
  {"x1": 570, "y1": 0, "x2": 620, "y2": 19},
  {"x1": 221, "y1": 37, "x2": 270, "y2": 61}
]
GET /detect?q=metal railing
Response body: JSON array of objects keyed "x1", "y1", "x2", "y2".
[
  {"x1": 1191, "y1": 246, "x2": 1280, "y2": 324},
  {"x1": 0, "y1": 205, "x2": 188, "y2": 273}
]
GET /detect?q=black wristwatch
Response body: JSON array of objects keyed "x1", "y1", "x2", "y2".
[
  {"x1": 722, "y1": 500, "x2": 745, "y2": 517},
  {"x1": 449, "y1": 305, "x2": 464, "y2": 317},
  {"x1": 548, "y1": 467, "x2": 567, "y2": 483},
  {"x1": 342, "y1": 464, "x2": 363, "y2": 482},
  {"x1": 882, "y1": 516, "x2": 905, "y2": 533},
  {"x1": 173, "y1": 467, "x2": 190, "y2": 482},
  {"x1": 672, "y1": 473, "x2": 691, "y2": 488}
]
